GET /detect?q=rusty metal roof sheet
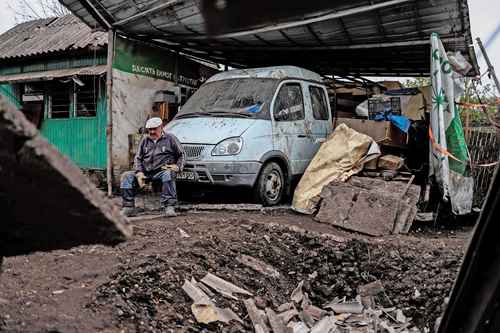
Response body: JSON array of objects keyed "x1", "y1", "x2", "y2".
[
  {"x1": 58, "y1": 0, "x2": 478, "y2": 77},
  {"x1": 0, "y1": 65, "x2": 107, "y2": 83},
  {"x1": 0, "y1": 15, "x2": 107, "y2": 60}
]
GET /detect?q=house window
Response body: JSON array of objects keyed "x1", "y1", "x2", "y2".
[
  {"x1": 47, "y1": 77, "x2": 100, "y2": 119},
  {"x1": 49, "y1": 81, "x2": 72, "y2": 119},
  {"x1": 75, "y1": 77, "x2": 98, "y2": 117}
]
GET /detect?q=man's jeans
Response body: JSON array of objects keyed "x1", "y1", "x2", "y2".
[{"x1": 120, "y1": 169, "x2": 177, "y2": 208}]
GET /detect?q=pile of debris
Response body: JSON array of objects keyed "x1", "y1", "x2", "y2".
[
  {"x1": 183, "y1": 272, "x2": 420, "y2": 332},
  {"x1": 292, "y1": 124, "x2": 421, "y2": 237},
  {"x1": 89, "y1": 220, "x2": 461, "y2": 332}
]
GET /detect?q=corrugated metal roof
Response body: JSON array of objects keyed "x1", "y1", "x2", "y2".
[
  {"x1": 58, "y1": 0, "x2": 478, "y2": 77},
  {"x1": 0, "y1": 65, "x2": 107, "y2": 83},
  {"x1": 0, "y1": 15, "x2": 107, "y2": 60}
]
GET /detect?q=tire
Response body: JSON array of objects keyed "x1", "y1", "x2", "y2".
[{"x1": 254, "y1": 162, "x2": 285, "y2": 206}]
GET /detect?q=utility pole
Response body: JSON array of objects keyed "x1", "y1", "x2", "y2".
[{"x1": 476, "y1": 37, "x2": 500, "y2": 95}]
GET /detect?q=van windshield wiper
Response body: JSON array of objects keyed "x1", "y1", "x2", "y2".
[
  {"x1": 175, "y1": 111, "x2": 214, "y2": 119},
  {"x1": 205, "y1": 110, "x2": 253, "y2": 118}
]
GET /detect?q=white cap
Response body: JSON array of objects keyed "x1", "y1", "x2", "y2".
[{"x1": 145, "y1": 117, "x2": 162, "y2": 129}]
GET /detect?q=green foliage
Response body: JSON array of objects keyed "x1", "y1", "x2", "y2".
[
  {"x1": 402, "y1": 77, "x2": 431, "y2": 88},
  {"x1": 460, "y1": 81, "x2": 498, "y2": 127}
]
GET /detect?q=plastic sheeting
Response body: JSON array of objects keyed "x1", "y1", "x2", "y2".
[
  {"x1": 292, "y1": 123, "x2": 380, "y2": 214},
  {"x1": 429, "y1": 33, "x2": 473, "y2": 215}
]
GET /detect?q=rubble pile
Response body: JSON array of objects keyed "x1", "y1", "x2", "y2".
[
  {"x1": 182, "y1": 271, "x2": 420, "y2": 332},
  {"x1": 90, "y1": 222, "x2": 461, "y2": 332}
]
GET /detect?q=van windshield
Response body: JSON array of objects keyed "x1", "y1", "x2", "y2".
[{"x1": 176, "y1": 78, "x2": 279, "y2": 119}]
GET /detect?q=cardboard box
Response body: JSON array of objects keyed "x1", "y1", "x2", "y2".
[{"x1": 335, "y1": 117, "x2": 407, "y2": 148}]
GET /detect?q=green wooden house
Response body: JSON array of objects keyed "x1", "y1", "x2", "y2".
[
  {"x1": 0, "y1": 15, "x2": 216, "y2": 185},
  {"x1": 0, "y1": 15, "x2": 108, "y2": 170}
]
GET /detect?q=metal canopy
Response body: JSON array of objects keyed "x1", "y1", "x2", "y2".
[{"x1": 59, "y1": 0, "x2": 478, "y2": 77}]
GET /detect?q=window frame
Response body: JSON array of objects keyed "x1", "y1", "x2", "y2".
[
  {"x1": 74, "y1": 77, "x2": 99, "y2": 118},
  {"x1": 308, "y1": 85, "x2": 329, "y2": 121},
  {"x1": 45, "y1": 77, "x2": 100, "y2": 119},
  {"x1": 272, "y1": 81, "x2": 305, "y2": 122},
  {"x1": 47, "y1": 82, "x2": 72, "y2": 119}
]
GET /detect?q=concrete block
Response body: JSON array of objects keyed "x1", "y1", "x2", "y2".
[{"x1": 0, "y1": 96, "x2": 131, "y2": 258}]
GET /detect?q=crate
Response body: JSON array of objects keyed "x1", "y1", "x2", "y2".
[{"x1": 368, "y1": 97, "x2": 401, "y2": 119}]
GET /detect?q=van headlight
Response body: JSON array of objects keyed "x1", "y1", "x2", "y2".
[{"x1": 212, "y1": 137, "x2": 243, "y2": 156}]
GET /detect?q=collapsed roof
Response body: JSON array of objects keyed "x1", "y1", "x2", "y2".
[{"x1": 59, "y1": 0, "x2": 478, "y2": 76}]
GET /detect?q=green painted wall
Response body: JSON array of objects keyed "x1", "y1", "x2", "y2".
[
  {"x1": 0, "y1": 84, "x2": 21, "y2": 108},
  {"x1": 41, "y1": 85, "x2": 107, "y2": 170}
]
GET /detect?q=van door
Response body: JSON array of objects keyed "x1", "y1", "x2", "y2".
[
  {"x1": 271, "y1": 81, "x2": 312, "y2": 175},
  {"x1": 305, "y1": 84, "x2": 333, "y2": 155}
]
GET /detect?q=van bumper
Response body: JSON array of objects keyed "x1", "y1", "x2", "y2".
[{"x1": 178, "y1": 161, "x2": 262, "y2": 187}]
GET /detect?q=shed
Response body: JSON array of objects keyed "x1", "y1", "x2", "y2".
[{"x1": 0, "y1": 15, "x2": 217, "y2": 183}]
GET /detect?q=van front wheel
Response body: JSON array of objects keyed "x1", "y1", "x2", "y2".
[{"x1": 254, "y1": 162, "x2": 284, "y2": 206}]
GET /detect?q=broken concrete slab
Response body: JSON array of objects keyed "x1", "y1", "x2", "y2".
[
  {"x1": 237, "y1": 254, "x2": 281, "y2": 278},
  {"x1": 0, "y1": 96, "x2": 131, "y2": 258},
  {"x1": 191, "y1": 303, "x2": 243, "y2": 324},
  {"x1": 325, "y1": 301, "x2": 364, "y2": 314},
  {"x1": 182, "y1": 279, "x2": 211, "y2": 304},
  {"x1": 244, "y1": 298, "x2": 270, "y2": 333},
  {"x1": 310, "y1": 316, "x2": 337, "y2": 333},
  {"x1": 278, "y1": 308, "x2": 300, "y2": 324},
  {"x1": 287, "y1": 321, "x2": 310, "y2": 333},
  {"x1": 314, "y1": 176, "x2": 420, "y2": 236},
  {"x1": 266, "y1": 307, "x2": 288, "y2": 333},
  {"x1": 291, "y1": 280, "x2": 305, "y2": 303},
  {"x1": 201, "y1": 273, "x2": 253, "y2": 300}
]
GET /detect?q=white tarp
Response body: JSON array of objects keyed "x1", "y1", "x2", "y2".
[{"x1": 429, "y1": 33, "x2": 473, "y2": 215}]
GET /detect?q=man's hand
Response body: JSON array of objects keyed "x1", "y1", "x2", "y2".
[
  {"x1": 162, "y1": 164, "x2": 180, "y2": 172},
  {"x1": 136, "y1": 172, "x2": 146, "y2": 188}
]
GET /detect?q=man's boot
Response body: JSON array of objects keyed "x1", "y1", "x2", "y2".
[
  {"x1": 121, "y1": 206, "x2": 137, "y2": 217},
  {"x1": 164, "y1": 206, "x2": 177, "y2": 217}
]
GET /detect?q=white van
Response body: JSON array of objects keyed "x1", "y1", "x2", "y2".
[{"x1": 165, "y1": 66, "x2": 333, "y2": 205}]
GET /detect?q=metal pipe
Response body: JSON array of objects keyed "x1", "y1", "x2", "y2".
[
  {"x1": 106, "y1": 30, "x2": 115, "y2": 197},
  {"x1": 80, "y1": 0, "x2": 112, "y2": 29},
  {"x1": 113, "y1": 0, "x2": 180, "y2": 27},
  {"x1": 159, "y1": 37, "x2": 463, "y2": 51},
  {"x1": 476, "y1": 37, "x2": 500, "y2": 95}
]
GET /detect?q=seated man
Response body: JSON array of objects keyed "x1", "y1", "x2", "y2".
[{"x1": 120, "y1": 117, "x2": 185, "y2": 217}]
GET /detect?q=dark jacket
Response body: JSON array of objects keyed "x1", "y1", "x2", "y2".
[{"x1": 134, "y1": 133, "x2": 185, "y2": 173}]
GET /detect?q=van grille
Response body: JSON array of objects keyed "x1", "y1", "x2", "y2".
[{"x1": 183, "y1": 145, "x2": 206, "y2": 160}]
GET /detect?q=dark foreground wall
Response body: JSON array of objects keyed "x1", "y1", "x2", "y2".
[{"x1": 0, "y1": 96, "x2": 131, "y2": 258}]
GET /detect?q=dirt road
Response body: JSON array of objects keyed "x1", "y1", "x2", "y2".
[{"x1": 0, "y1": 210, "x2": 471, "y2": 332}]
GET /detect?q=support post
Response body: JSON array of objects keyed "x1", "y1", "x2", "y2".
[
  {"x1": 477, "y1": 38, "x2": 500, "y2": 95},
  {"x1": 106, "y1": 30, "x2": 115, "y2": 197}
]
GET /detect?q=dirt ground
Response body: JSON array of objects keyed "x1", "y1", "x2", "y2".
[{"x1": 0, "y1": 210, "x2": 472, "y2": 333}]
